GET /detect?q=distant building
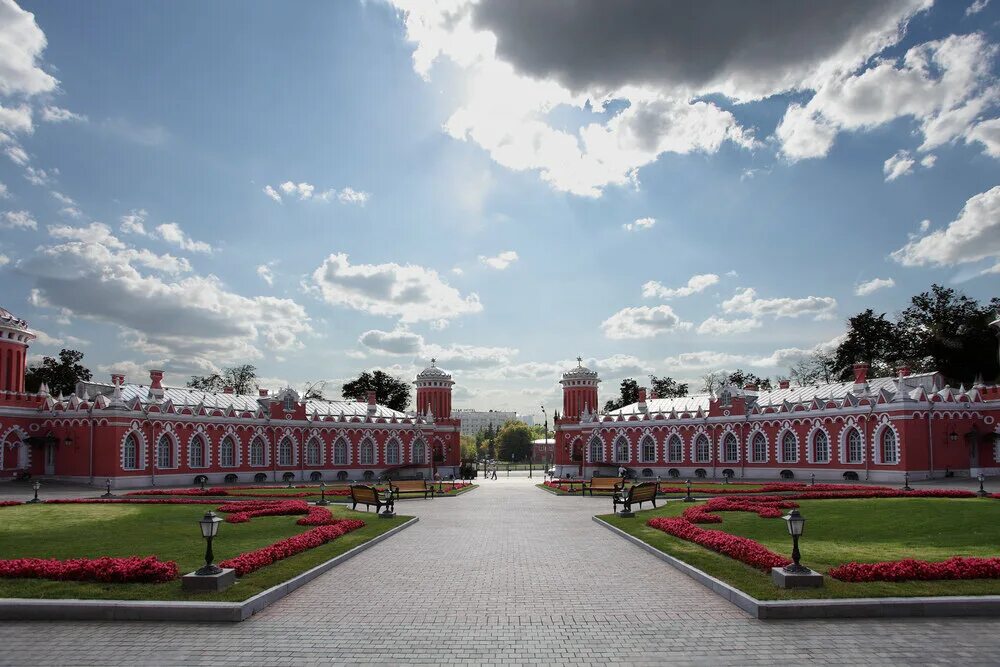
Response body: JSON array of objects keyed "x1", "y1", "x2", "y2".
[
  {"x1": 454, "y1": 409, "x2": 527, "y2": 436},
  {"x1": 532, "y1": 438, "x2": 554, "y2": 463}
]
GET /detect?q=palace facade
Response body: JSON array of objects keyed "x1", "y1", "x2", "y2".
[
  {"x1": 553, "y1": 359, "x2": 1000, "y2": 483},
  {"x1": 0, "y1": 307, "x2": 460, "y2": 488}
]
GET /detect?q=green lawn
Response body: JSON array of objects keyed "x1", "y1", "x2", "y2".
[
  {"x1": 131, "y1": 483, "x2": 477, "y2": 501},
  {"x1": 0, "y1": 503, "x2": 409, "y2": 602},
  {"x1": 601, "y1": 497, "x2": 1000, "y2": 600},
  {"x1": 538, "y1": 482, "x2": 764, "y2": 496}
]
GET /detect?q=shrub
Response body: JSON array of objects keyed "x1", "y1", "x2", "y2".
[
  {"x1": 829, "y1": 556, "x2": 1000, "y2": 583},
  {"x1": 647, "y1": 517, "x2": 790, "y2": 571},
  {"x1": 0, "y1": 556, "x2": 178, "y2": 584},
  {"x1": 220, "y1": 519, "x2": 365, "y2": 576}
]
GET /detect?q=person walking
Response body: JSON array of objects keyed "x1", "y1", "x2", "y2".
[{"x1": 491, "y1": 461, "x2": 498, "y2": 480}]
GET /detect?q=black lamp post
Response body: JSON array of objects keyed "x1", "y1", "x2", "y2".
[
  {"x1": 196, "y1": 511, "x2": 223, "y2": 576},
  {"x1": 683, "y1": 478, "x2": 694, "y2": 503},
  {"x1": 810, "y1": 473, "x2": 815, "y2": 487},
  {"x1": 949, "y1": 429, "x2": 959, "y2": 444},
  {"x1": 317, "y1": 481, "x2": 330, "y2": 506},
  {"x1": 199, "y1": 477, "x2": 206, "y2": 492},
  {"x1": 102, "y1": 477, "x2": 114, "y2": 498},
  {"x1": 978, "y1": 473, "x2": 988, "y2": 498},
  {"x1": 782, "y1": 509, "x2": 809, "y2": 574},
  {"x1": 286, "y1": 477, "x2": 294, "y2": 489},
  {"x1": 903, "y1": 471, "x2": 912, "y2": 492},
  {"x1": 27, "y1": 480, "x2": 41, "y2": 504}
]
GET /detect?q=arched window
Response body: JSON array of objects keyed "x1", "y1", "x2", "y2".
[
  {"x1": 719, "y1": 389, "x2": 732, "y2": 407},
  {"x1": 695, "y1": 435, "x2": 710, "y2": 462},
  {"x1": 283, "y1": 394, "x2": 295, "y2": 412},
  {"x1": 589, "y1": 437, "x2": 603, "y2": 463},
  {"x1": 220, "y1": 436, "x2": 236, "y2": 467},
  {"x1": 334, "y1": 438, "x2": 349, "y2": 465},
  {"x1": 641, "y1": 436, "x2": 656, "y2": 463},
  {"x1": 250, "y1": 437, "x2": 266, "y2": 466},
  {"x1": 386, "y1": 439, "x2": 400, "y2": 465},
  {"x1": 412, "y1": 439, "x2": 425, "y2": 464},
  {"x1": 306, "y1": 438, "x2": 321, "y2": 466},
  {"x1": 615, "y1": 437, "x2": 629, "y2": 463},
  {"x1": 189, "y1": 434, "x2": 206, "y2": 468},
  {"x1": 752, "y1": 432, "x2": 767, "y2": 463},
  {"x1": 156, "y1": 434, "x2": 174, "y2": 469},
  {"x1": 723, "y1": 433, "x2": 738, "y2": 462},
  {"x1": 847, "y1": 428, "x2": 863, "y2": 463},
  {"x1": 668, "y1": 435, "x2": 682, "y2": 462},
  {"x1": 360, "y1": 438, "x2": 374, "y2": 465},
  {"x1": 881, "y1": 428, "x2": 897, "y2": 464},
  {"x1": 279, "y1": 437, "x2": 294, "y2": 466},
  {"x1": 781, "y1": 432, "x2": 797, "y2": 463},
  {"x1": 813, "y1": 430, "x2": 829, "y2": 463},
  {"x1": 122, "y1": 434, "x2": 138, "y2": 470}
]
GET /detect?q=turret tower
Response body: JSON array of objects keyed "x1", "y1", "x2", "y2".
[
  {"x1": 414, "y1": 359, "x2": 453, "y2": 419},
  {"x1": 561, "y1": 357, "x2": 600, "y2": 419},
  {"x1": 0, "y1": 307, "x2": 35, "y2": 393}
]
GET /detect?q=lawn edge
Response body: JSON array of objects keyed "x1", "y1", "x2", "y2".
[
  {"x1": 592, "y1": 516, "x2": 1000, "y2": 620},
  {"x1": 0, "y1": 516, "x2": 419, "y2": 623}
]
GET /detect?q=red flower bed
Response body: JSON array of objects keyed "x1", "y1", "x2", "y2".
[
  {"x1": 219, "y1": 519, "x2": 365, "y2": 576},
  {"x1": 0, "y1": 501, "x2": 22, "y2": 507},
  {"x1": 45, "y1": 498, "x2": 223, "y2": 505},
  {"x1": 681, "y1": 497, "x2": 799, "y2": 523},
  {"x1": 0, "y1": 555, "x2": 178, "y2": 584},
  {"x1": 296, "y1": 506, "x2": 337, "y2": 525},
  {"x1": 829, "y1": 556, "x2": 1000, "y2": 583},
  {"x1": 646, "y1": 517, "x2": 791, "y2": 571},
  {"x1": 217, "y1": 499, "x2": 311, "y2": 523}
]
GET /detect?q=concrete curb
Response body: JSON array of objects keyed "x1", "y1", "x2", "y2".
[
  {"x1": 0, "y1": 516, "x2": 419, "y2": 623},
  {"x1": 593, "y1": 516, "x2": 1000, "y2": 619}
]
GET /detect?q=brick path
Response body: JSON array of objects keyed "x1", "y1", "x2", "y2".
[{"x1": 2, "y1": 477, "x2": 1000, "y2": 665}]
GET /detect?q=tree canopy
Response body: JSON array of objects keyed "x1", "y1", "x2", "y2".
[
  {"x1": 496, "y1": 420, "x2": 534, "y2": 462},
  {"x1": 24, "y1": 349, "x2": 92, "y2": 396},
  {"x1": 341, "y1": 370, "x2": 410, "y2": 412},
  {"x1": 187, "y1": 364, "x2": 258, "y2": 395},
  {"x1": 649, "y1": 375, "x2": 689, "y2": 398}
]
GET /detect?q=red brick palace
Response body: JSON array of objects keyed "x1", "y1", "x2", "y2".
[
  {"x1": 0, "y1": 307, "x2": 460, "y2": 488},
  {"x1": 553, "y1": 358, "x2": 1000, "y2": 483}
]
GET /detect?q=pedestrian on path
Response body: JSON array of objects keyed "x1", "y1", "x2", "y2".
[{"x1": 491, "y1": 462, "x2": 498, "y2": 480}]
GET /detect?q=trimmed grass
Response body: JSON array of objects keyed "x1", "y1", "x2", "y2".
[
  {"x1": 0, "y1": 503, "x2": 409, "y2": 602},
  {"x1": 538, "y1": 482, "x2": 763, "y2": 497},
  {"x1": 601, "y1": 497, "x2": 1000, "y2": 600},
  {"x1": 131, "y1": 484, "x2": 477, "y2": 501}
]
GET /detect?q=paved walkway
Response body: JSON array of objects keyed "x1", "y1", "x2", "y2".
[{"x1": 2, "y1": 477, "x2": 1000, "y2": 665}]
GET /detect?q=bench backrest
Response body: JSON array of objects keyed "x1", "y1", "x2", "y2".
[
  {"x1": 591, "y1": 477, "x2": 624, "y2": 488},
  {"x1": 351, "y1": 485, "x2": 380, "y2": 503},
  {"x1": 393, "y1": 480, "x2": 428, "y2": 491},
  {"x1": 628, "y1": 482, "x2": 657, "y2": 502}
]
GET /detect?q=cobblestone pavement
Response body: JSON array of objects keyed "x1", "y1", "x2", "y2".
[{"x1": 2, "y1": 477, "x2": 1000, "y2": 665}]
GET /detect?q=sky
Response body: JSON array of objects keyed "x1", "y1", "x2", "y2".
[{"x1": 0, "y1": 0, "x2": 998, "y2": 421}]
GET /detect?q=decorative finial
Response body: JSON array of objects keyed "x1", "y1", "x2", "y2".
[
  {"x1": 577, "y1": 356, "x2": 582, "y2": 366},
  {"x1": 431, "y1": 357, "x2": 436, "y2": 366}
]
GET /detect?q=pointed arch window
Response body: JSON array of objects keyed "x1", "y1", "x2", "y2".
[
  {"x1": 723, "y1": 433, "x2": 738, "y2": 462},
  {"x1": 220, "y1": 436, "x2": 236, "y2": 467},
  {"x1": 360, "y1": 439, "x2": 374, "y2": 465},
  {"x1": 668, "y1": 435, "x2": 683, "y2": 462},
  {"x1": 412, "y1": 439, "x2": 425, "y2": 464},
  {"x1": 614, "y1": 437, "x2": 629, "y2": 463},
  {"x1": 122, "y1": 434, "x2": 138, "y2": 470},
  {"x1": 156, "y1": 434, "x2": 174, "y2": 469},
  {"x1": 189, "y1": 434, "x2": 207, "y2": 468},
  {"x1": 283, "y1": 394, "x2": 295, "y2": 412},
  {"x1": 813, "y1": 430, "x2": 830, "y2": 463},
  {"x1": 641, "y1": 436, "x2": 656, "y2": 463},
  {"x1": 752, "y1": 432, "x2": 767, "y2": 463},
  {"x1": 250, "y1": 437, "x2": 266, "y2": 466},
  {"x1": 781, "y1": 432, "x2": 797, "y2": 463},
  {"x1": 334, "y1": 438, "x2": 349, "y2": 465},
  {"x1": 589, "y1": 437, "x2": 603, "y2": 463},
  {"x1": 695, "y1": 435, "x2": 710, "y2": 462},
  {"x1": 847, "y1": 428, "x2": 863, "y2": 463},
  {"x1": 386, "y1": 439, "x2": 400, "y2": 465},
  {"x1": 279, "y1": 437, "x2": 294, "y2": 466},
  {"x1": 881, "y1": 428, "x2": 898, "y2": 464},
  {"x1": 306, "y1": 438, "x2": 321, "y2": 466}
]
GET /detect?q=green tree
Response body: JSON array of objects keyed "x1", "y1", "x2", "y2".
[
  {"x1": 789, "y1": 351, "x2": 837, "y2": 386},
  {"x1": 832, "y1": 309, "x2": 901, "y2": 380},
  {"x1": 603, "y1": 377, "x2": 640, "y2": 412},
  {"x1": 188, "y1": 364, "x2": 258, "y2": 394},
  {"x1": 341, "y1": 370, "x2": 410, "y2": 412},
  {"x1": 24, "y1": 349, "x2": 92, "y2": 396},
  {"x1": 727, "y1": 369, "x2": 773, "y2": 391},
  {"x1": 459, "y1": 434, "x2": 478, "y2": 460},
  {"x1": 700, "y1": 370, "x2": 726, "y2": 395},
  {"x1": 496, "y1": 421, "x2": 534, "y2": 462},
  {"x1": 649, "y1": 375, "x2": 688, "y2": 398}
]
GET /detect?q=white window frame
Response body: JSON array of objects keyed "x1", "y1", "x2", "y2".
[
  {"x1": 220, "y1": 436, "x2": 237, "y2": 468},
  {"x1": 752, "y1": 432, "x2": 767, "y2": 463},
  {"x1": 667, "y1": 435, "x2": 683, "y2": 463}
]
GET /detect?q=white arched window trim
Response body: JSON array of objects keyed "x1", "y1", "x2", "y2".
[
  {"x1": 667, "y1": 434, "x2": 683, "y2": 463},
  {"x1": 249, "y1": 436, "x2": 268, "y2": 467},
  {"x1": 155, "y1": 432, "x2": 178, "y2": 470},
  {"x1": 875, "y1": 424, "x2": 900, "y2": 465},
  {"x1": 779, "y1": 430, "x2": 798, "y2": 464},
  {"x1": 588, "y1": 437, "x2": 604, "y2": 463},
  {"x1": 305, "y1": 437, "x2": 323, "y2": 466},
  {"x1": 721, "y1": 432, "x2": 739, "y2": 463}
]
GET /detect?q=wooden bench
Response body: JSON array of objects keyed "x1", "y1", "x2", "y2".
[
  {"x1": 613, "y1": 481, "x2": 658, "y2": 514},
  {"x1": 389, "y1": 479, "x2": 434, "y2": 500},
  {"x1": 582, "y1": 477, "x2": 624, "y2": 496},
  {"x1": 350, "y1": 484, "x2": 392, "y2": 512}
]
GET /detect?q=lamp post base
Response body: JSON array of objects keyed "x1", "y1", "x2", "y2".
[
  {"x1": 617, "y1": 510, "x2": 635, "y2": 518},
  {"x1": 316, "y1": 499, "x2": 331, "y2": 506},
  {"x1": 771, "y1": 566, "x2": 824, "y2": 588},
  {"x1": 379, "y1": 510, "x2": 396, "y2": 519},
  {"x1": 182, "y1": 567, "x2": 236, "y2": 592}
]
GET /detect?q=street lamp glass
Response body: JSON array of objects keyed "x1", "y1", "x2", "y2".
[
  {"x1": 199, "y1": 511, "x2": 222, "y2": 538},
  {"x1": 949, "y1": 430, "x2": 958, "y2": 443},
  {"x1": 783, "y1": 509, "x2": 805, "y2": 536},
  {"x1": 32, "y1": 481, "x2": 40, "y2": 491}
]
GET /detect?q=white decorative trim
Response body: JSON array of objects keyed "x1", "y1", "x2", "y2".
[
  {"x1": 693, "y1": 433, "x2": 711, "y2": 464},
  {"x1": 154, "y1": 431, "x2": 180, "y2": 470},
  {"x1": 587, "y1": 434, "x2": 604, "y2": 463},
  {"x1": 839, "y1": 420, "x2": 866, "y2": 465},
  {"x1": 409, "y1": 436, "x2": 425, "y2": 465},
  {"x1": 248, "y1": 434, "x2": 269, "y2": 467},
  {"x1": 304, "y1": 435, "x2": 324, "y2": 467},
  {"x1": 777, "y1": 427, "x2": 799, "y2": 464},
  {"x1": 719, "y1": 430, "x2": 740, "y2": 464},
  {"x1": 805, "y1": 423, "x2": 832, "y2": 465},
  {"x1": 277, "y1": 433, "x2": 298, "y2": 467},
  {"x1": 665, "y1": 433, "x2": 684, "y2": 463},
  {"x1": 120, "y1": 428, "x2": 147, "y2": 471},
  {"x1": 747, "y1": 428, "x2": 769, "y2": 463},
  {"x1": 873, "y1": 421, "x2": 901, "y2": 465},
  {"x1": 612, "y1": 434, "x2": 630, "y2": 463},
  {"x1": 187, "y1": 426, "x2": 211, "y2": 469},
  {"x1": 358, "y1": 435, "x2": 376, "y2": 466},
  {"x1": 638, "y1": 433, "x2": 657, "y2": 463}
]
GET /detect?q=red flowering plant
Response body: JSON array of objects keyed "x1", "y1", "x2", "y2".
[
  {"x1": 0, "y1": 556, "x2": 178, "y2": 584},
  {"x1": 219, "y1": 519, "x2": 365, "y2": 576},
  {"x1": 680, "y1": 497, "x2": 799, "y2": 524},
  {"x1": 216, "y1": 500, "x2": 311, "y2": 523},
  {"x1": 0, "y1": 501, "x2": 23, "y2": 507},
  {"x1": 646, "y1": 517, "x2": 791, "y2": 571},
  {"x1": 829, "y1": 556, "x2": 1000, "y2": 583}
]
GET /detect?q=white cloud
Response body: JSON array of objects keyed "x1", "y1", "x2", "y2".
[
  {"x1": 50, "y1": 191, "x2": 74, "y2": 205},
  {"x1": 310, "y1": 253, "x2": 483, "y2": 323},
  {"x1": 0, "y1": 182, "x2": 8, "y2": 198},
  {"x1": 119, "y1": 209, "x2": 148, "y2": 236},
  {"x1": 24, "y1": 165, "x2": 54, "y2": 186},
  {"x1": 359, "y1": 328, "x2": 424, "y2": 355},
  {"x1": 601, "y1": 304, "x2": 692, "y2": 339},
  {"x1": 31, "y1": 328, "x2": 63, "y2": 347},
  {"x1": 891, "y1": 185, "x2": 1000, "y2": 269},
  {"x1": 154, "y1": 222, "x2": 213, "y2": 253},
  {"x1": 967, "y1": 0, "x2": 990, "y2": 15},
  {"x1": 919, "y1": 218, "x2": 931, "y2": 232},
  {"x1": 262, "y1": 185, "x2": 282, "y2": 203},
  {"x1": 722, "y1": 287, "x2": 837, "y2": 320},
  {"x1": 4, "y1": 144, "x2": 29, "y2": 166},
  {"x1": 696, "y1": 315, "x2": 762, "y2": 336},
  {"x1": 58, "y1": 206, "x2": 82, "y2": 218},
  {"x1": 855, "y1": 277, "x2": 896, "y2": 296},
  {"x1": 0, "y1": 103, "x2": 32, "y2": 134},
  {"x1": 967, "y1": 118, "x2": 1000, "y2": 157},
  {"x1": 920, "y1": 154, "x2": 937, "y2": 168},
  {"x1": 663, "y1": 351, "x2": 751, "y2": 370},
  {"x1": 48, "y1": 222, "x2": 191, "y2": 274},
  {"x1": 40, "y1": 106, "x2": 86, "y2": 123},
  {"x1": 0, "y1": 0, "x2": 58, "y2": 96},
  {"x1": 451, "y1": 267, "x2": 464, "y2": 275},
  {"x1": 0, "y1": 253, "x2": 9, "y2": 267},
  {"x1": 49, "y1": 222, "x2": 125, "y2": 249},
  {"x1": 623, "y1": 217, "x2": 655, "y2": 231},
  {"x1": 421, "y1": 342, "x2": 518, "y2": 369},
  {"x1": 478, "y1": 250, "x2": 518, "y2": 270},
  {"x1": 778, "y1": 33, "x2": 1000, "y2": 161},
  {"x1": 642, "y1": 273, "x2": 718, "y2": 299},
  {"x1": 336, "y1": 187, "x2": 370, "y2": 205},
  {"x1": 883, "y1": 150, "x2": 936, "y2": 181},
  {"x1": 280, "y1": 181, "x2": 314, "y2": 200},
  {"x1": 2, "y1": 209, "x2": 36, "y2": 229},
  {"x1": 256, "y1": 262, "x2": 276, "y2": 286}
]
